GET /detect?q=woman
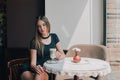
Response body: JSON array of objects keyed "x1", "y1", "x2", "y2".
[{"x1": 20, "y1": 16, "x2": 65, "y2": 80}]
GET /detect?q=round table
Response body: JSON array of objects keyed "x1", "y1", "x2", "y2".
[{"x1": 44, "y1": 57, "x2": 111, "y2": 80}]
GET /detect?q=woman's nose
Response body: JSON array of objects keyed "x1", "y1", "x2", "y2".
[
  {"x1": 41, "y1": 26, "x2": 45, "y2": 30},
  {"x1": 41, "y1": 26, "x2": 44, "y2": 29}
]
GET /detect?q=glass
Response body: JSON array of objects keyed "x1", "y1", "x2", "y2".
[{"x1": 50, "y1": 48, "x2": 56, "y2": 60}]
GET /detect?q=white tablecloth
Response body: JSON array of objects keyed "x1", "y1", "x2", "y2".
[{"x1": 44, "y1": 57, "x2": 111, "y2": 77}]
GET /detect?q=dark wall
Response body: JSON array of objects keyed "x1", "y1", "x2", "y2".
[
  {"x1": 4, "y1": 0, "x2": 45, "y2": 80},
  {"x1": 7, "y1": 0, "x2": 45, "y2": 48},
  {"x1": 6, "y1": 0, "x2": 45, "y2": 59},
  {"x1": 7, "y1": 0, "x2": 38, "y2": 48},
  {"x1": 6, "y1": 0, "x2": 45, "y2": 61}
]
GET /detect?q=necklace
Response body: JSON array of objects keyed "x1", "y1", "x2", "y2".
[{"x1": 41, "y1": 34, "x2": 50, "y2": 39}]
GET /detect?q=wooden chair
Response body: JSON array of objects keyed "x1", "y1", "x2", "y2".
[
  {"x1": 8, "y1": 58, "x2": 29, "y2": 80},
  {"x1": 8, "y1": 58, "x2": 50, "y2": 80}
]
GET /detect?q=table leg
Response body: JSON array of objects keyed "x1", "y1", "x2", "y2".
[
  {"x1": 74, "y1": 75, "x2": 79, "y2": 80},
  {"x1": 90, "y1": 76, "x2": 98, "y2": 80},
  {"x1": 49, "y1": 73, "x2": 56, "y2": 80},
  {"x1": 90, "y1": 75, "x2": 99, "y2": 80},
  {"x1": 90, "y1": 75, "x2": 107, "y2": 80}
]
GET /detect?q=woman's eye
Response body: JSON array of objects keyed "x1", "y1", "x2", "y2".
[
  {"x1": 43, "y1": 23, "x2": 46, "y2": 26},
  {"x1": 38, "y1": 26, "x2": 41, "y2": 28}
]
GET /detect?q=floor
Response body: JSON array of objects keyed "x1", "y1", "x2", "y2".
[
  {"x1": 106, "y1": 48, "x2": 120, "y2": 80},
  {"x1": 106, "y1": 65, "x2": 120, "y2": 80}
]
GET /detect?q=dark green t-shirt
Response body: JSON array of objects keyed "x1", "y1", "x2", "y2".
[
  {"x1": 30, "y1": 33, "x2": 60, "y2": 66},
  {"x1": 20, "y1": 33, "x2": 60, "y2": 74}
]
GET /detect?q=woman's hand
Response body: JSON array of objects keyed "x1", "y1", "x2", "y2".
[
  {"x1": 55, "y1": 51, "x2": 62, "y2": 60},
  {"x1": 34, "y1": 65, "x2": 44, "y2": 75}
]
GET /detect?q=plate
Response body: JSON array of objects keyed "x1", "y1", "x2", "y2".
[{"x1": 46, "y1": 60, "x2": 57, "y2": 64}]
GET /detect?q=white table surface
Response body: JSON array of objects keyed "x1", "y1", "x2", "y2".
[{"x1": 44, "y1": 57, "x2": 111, "y2": 77}]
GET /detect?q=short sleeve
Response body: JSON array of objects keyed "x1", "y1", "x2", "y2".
[
  {"x1": 53, "y1": 33, "x2": 60, "y2": 44},
  {"x1": 30, "y1": 38, "x2": 37, "y2": 49}
]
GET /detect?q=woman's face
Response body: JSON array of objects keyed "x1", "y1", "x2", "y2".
[{"x1": 37, "y1": 20, "x2": 48, "y2": 35}]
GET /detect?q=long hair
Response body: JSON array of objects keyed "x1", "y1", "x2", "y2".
[{"x1": 35, "y1": 16, "x2": 50, "y2": 55}]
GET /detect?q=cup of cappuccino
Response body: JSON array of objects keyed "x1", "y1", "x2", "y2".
[{"x1": 50, "y1": 48, "x2": 56, "y2": 60}]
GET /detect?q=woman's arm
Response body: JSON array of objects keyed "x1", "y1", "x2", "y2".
[
  {"x1": 56, "y1": 42, "x2": 66, "y2": 60},
  {"x1": 30, "y1": 49, "x2": 44, "y2": 74},
  {"x1": 30, "y1": 49, "x2": 37, "y2": 69}
]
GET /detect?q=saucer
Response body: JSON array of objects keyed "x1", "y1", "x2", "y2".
[{"x1": 46, "y1": 60, "x2": 57, "y2": 64}]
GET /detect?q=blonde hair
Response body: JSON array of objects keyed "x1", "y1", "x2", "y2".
[{"x1": 35, "y1": 16, "x2": 50, "y2": 55}]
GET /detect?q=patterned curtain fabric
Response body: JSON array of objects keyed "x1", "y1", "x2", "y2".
[
  {"x1": 0, "y1": 0, "x2": 6, "y2": 79},
  {"x1": 0, "y1": 0, "x2": 6, "y2": 48}
]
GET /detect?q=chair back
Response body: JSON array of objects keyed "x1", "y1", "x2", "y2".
[
  {"x1": 66, "y1": 44, "x2": 107, "y2": 60},
  {"x1": 8, "y1": 58, "x2": 29, "y2": 80}
]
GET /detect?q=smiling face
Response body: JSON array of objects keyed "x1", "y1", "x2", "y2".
[
  {"x1": 35, "y1": 16, "x2": 50, "y2": 39},
  {"x1": 37, "y1": 20, "x2": 49, "y2": 35}
]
